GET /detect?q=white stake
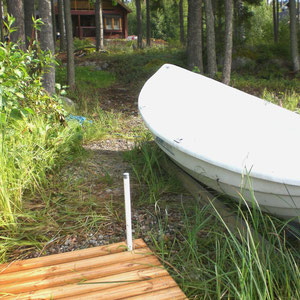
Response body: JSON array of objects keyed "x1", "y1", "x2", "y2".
[{"x1": 123, "y1": 173, "x2": 133, "y2": 251}]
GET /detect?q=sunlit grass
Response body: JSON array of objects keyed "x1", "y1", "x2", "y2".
[
  {"x1": 56, "y1": 66, "x2": 115, "y2": 90},
  {"x1": 126, "y1": 136, "x2": 300, "y2": 299}
]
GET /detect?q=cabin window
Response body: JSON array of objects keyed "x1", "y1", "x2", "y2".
[
  {"x1": 113, "y1": 17, "x2": 120, "y2": 30},
  {"x1": 104, "y1": 15, "x2": 122, "y2": 31},
  {"x1": 105, "y1": 17, "x2": 112, "y2": 30}
]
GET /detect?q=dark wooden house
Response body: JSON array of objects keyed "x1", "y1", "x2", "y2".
[{"x1": 55, "y1": 0, "x2": 131, "y2": 39}]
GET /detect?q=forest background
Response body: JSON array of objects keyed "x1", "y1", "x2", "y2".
[{"x1": 0, "y1": 0, "x2": 300, "y2": 299}]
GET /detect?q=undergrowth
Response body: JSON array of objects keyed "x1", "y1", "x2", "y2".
[
  {"x1": 126, "y1": 137, "x2": 300, "y2": 299},
  {"x1": 0, "y1": 16, "x2": 85, "y2": 262}
]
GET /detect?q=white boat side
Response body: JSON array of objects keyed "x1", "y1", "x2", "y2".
[{"x1": 138, "y1": 64, "x2": 300, "y2": 222}]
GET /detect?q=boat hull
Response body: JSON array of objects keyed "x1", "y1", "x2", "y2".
[
  {"x1": 138, "y1": 64, "x2": 300, "y2": 223},
  {"x1": 155, "y1": 135, "x2": 300, "y2": 221}
]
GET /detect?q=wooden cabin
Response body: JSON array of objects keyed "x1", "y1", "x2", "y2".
[{"x1": 55, "y1": 0, "x2": 131, "y2": 39}]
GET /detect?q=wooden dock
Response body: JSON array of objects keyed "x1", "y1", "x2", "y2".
[{"x1": 0, "y1": 239, "x2": 187, "y2": 299}]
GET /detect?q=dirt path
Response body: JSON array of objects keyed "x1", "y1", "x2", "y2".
[{"x1": 18, "y1": 81, "x2": 194, "y2": 260}]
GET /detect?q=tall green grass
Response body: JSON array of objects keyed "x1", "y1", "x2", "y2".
[
  {"x1": 0, "y1": 116, "x2": 83, "y2": 227},
  {"x1": 0, "y1": 17, "x2": 89, "y2": 261},
  {"x1": 123, "y1": 135, "x2": 182, "y2": 203},
  {"x1": 127, "y1": 139, "x2": 300, "y2": 299}
]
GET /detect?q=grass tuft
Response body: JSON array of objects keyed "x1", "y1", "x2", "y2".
[{"x1": 126, "y1": 134, "x2": 300, "y2": 299}]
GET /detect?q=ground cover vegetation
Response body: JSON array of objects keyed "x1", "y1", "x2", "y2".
[
  {"x1": 0, "y1": 0, "x2": 300, "y2": 298},
  {"x1": 0, "y1": 16, "x2": 86, "y2": 261},
  {"x1": 125, "y1": 140, "x2": 300, "y2": 299}
]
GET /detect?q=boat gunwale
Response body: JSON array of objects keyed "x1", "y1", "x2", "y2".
[
  {"x1": 140, "y1": 112, "x2": 300, "y2": 193},
  {"x1": 138, "y1": 64, "x2": 300, "y2": 189}
]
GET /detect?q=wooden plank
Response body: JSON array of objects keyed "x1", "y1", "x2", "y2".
[
  {"x1": 126, "y1": 286, "x2": 188, "y2": 300},
  {"x1": 0, "y1": 246, "x2": 151, "y2": 286},
  {"x1": 0, "y1": 239, "x2": 146, "y2": 275},
  {"x1": 3, "y1": 266, "x2": 167, "y2": 299},
  {"x1": 62, "y1": 276, "x2": 177, "y2": 300},
  {"x1": 0, "y1": 239, "x2": 187, "y2": 300},
  {"x1": 0, "y1": 251, "x2": 156, "y2": 294}
]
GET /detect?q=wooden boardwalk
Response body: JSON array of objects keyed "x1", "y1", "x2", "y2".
[{"x1": 0, "y1": 239, "x2": 187, "y2": 299}]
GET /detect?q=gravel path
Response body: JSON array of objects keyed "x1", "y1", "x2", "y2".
[{"x1": 23, "y1": 82, "x2": 195, "y2": 260}]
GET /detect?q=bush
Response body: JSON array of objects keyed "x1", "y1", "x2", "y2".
[{"x1": 0, "y1": 16, "x2": 82, "y2": 229}]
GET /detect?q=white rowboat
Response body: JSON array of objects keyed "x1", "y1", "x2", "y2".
[{"x1": 138, "y1": 64, "x2": 300, "y2": 223}]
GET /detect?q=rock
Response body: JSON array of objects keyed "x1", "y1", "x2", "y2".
[
  {"x1": 83, "y1": 61, "x2": 96, "y2": 67},
  {"x1": 102, "y1": 62, "x2": 109, "y2": 69},
  {"x1": 60, "y1": 96, "x2": 77, "y2": 113}
]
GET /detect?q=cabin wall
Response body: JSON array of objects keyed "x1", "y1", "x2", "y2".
[{"x1": 56, "y1": 0, "x2": 129, "y2": 39}]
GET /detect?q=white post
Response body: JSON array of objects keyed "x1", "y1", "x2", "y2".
[{"x1": 123, "y1": 173, "x2": 133, "y2": 251}]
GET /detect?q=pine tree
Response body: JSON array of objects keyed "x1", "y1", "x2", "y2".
[
  {"x1": 7, "y1": 0, "x2": 26, "y2": 50},
  {"x1": 58, "y1": 0, "x2": 66, "y2": 52},
  {"x1": 95, "y1": 0, "x2": 104, "y2": 51},
  {"x1": 24, "y1": 0, "x2": 35, "y2": 48},
  {"x1": 136, "y1": 0, "x2": 143, "y2": 48},
  {"x1": 204, "y1": 0, "x2": 217, "y2": 77},
  {"x1": 222, "y1": 0, "x2": 233, "y2": 85},
  {"x1": 64, "y1": 0, "x2": 75, "y2": 90},
  {"x1": 289, "y1": 0, "x2": 300, "y2": 72},
  {"x1": 39, "y1": 0, "x2": 56, "y2": 94},
  {"x1": 187, "y1": 0, "x2": 203, "y2": 72}
]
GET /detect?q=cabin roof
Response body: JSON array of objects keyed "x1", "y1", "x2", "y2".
[
  {"x1": 54, "y1": 0, "x2": 132, "y2": 13},
  {"x1": 114, "y1": 0, "x2": 132, "y2": 13}
]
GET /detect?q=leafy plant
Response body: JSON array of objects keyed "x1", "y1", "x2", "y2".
[{"x1": 0, "y1": 16, "x2": 82, "y2": 235}]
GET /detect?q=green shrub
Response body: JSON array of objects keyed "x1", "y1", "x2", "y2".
[
  {"x1": 0, "y1": 16, "x2": 82, "y2": 230},
  {"x1": 73, "y1": 37, "x2": 95, "y2": 51}
]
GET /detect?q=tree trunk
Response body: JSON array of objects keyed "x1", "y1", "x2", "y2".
[
  {"x1": 7, "y1": 0, "x2": 26, "y2": 50},
  {"x1": 179, "y1": 0, "x2": 185, "y2": 45},
  {"x1": 216, "y1": 0, "x2": 223, "y2": 41},
  {"x1": 204, "y1": 0, "x2": 217, "y2": 77},
  {"x1": 289, "y1": 0, "x2": 300, "y2": 72},
  {"x1": 297, "y1": 0, "x2": 300, "y2": 26},
  {"x1": 273, "y1": 0, "x2": 278, "y2": 43},
  {"x1": 58, "y1": 0, "x2": 66, "y2": 51},
  {"x1": 24, "y1": 0, "x2": 35, "y2": 48},
  {"x1": 95, "y1": 0, "x2": 104, "y2": 51},
  {"x1": 233, "y1": 0, "x2": 238, "y2": 41},
  {"x1": 233, "y1": 0, "x2": 242, "y2": 43},
  {"x1": 146, "y1": 0, "x2": 151, "y2": 46},
  {"x1": 136, "y1": 0, "x2": 143, "y2": 48},
  {"x1": 276, "y1": 0, "x2": 279, "y2": 38},
  {"x1": 222, "y1": 0, "x2": 233, "y2": 85},
  {"x1": 51, "y1": 0, "x2": 57, "y2": 49},
  {"x1": 64, "y1": 0, "x2": 75, "y2": 90},
  {"x1": 0, "y1": 0, "x2": 4, "y2": 43},
  {"x1": 39, "y1": 0, "x2": 55, "y2": 95},
  {"x1": 187, "y1": 0, "x2": 203, "y2": 72}
]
